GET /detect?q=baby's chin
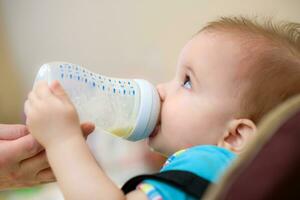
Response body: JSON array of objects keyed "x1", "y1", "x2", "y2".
[
  {"x1": 147, "y1": 136, "x2": 158, "y2": 151},
  {"x1": 147, "y1": 136, "x2": 167, "y2": 157},
  {"x1": 147, "y1": 139, "x2": 174, "y2": 158},
  {"x1": 148, "y1": 146, "x2": 168, "y2": 158}
]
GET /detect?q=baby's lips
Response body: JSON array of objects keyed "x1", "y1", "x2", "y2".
[{"x1": 149, "y1": 122, "x2": 160, "y2": 138}]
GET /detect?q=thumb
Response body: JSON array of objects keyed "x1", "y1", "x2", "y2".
[
  {"x1": 81, "y1": 122, "x2": 95, "y2": 139},
  {"x1": 0, "y1": 124, "x2": 29, "y2": 140},
  {"x1": 49, "y1": 80, "x2": 70, "y2": 103}
]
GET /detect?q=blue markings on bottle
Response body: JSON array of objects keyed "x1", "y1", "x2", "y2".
[
  {"x1": 85, "y1": 78, "x2": 88, "y2": 83},
  {"x1": 61, "y1": 73, "x2": 64, "y2": 78},
  {"x1": 133, "y1": 90, "x2": 135, "y2": 95},
  {"x1": 93, "y1": 82, "x2": 96, "y2": 87},
  {"x1": 113, "y1": 88, "x2": 116, "y2": 93},
  {"x1": 102, "y1": 86, "x2": 105, "y2": 90},
  {"x1": 78, "y1": 76, "x2": 80, "y2": 80},
  {"x1": 60, "y1": 65, "x2": 63, "y2": 68},
  {"x1": 70, "y1": 74, "x2": 72, "y2": 79},
  {"x1": 123, "y1": 89, "x2": 126, "y2": 94}
]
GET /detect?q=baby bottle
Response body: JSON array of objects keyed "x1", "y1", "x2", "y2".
[{"x1": 34, "y1": 62, "x2": 160, "y2": 141}]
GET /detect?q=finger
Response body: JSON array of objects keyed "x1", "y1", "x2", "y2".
[
  {"x1": 20, "y1": 151, "x2": 50, "y2": 174},
  {"x1": 24, "y1": 100, "x2": 31, "y2": 118},
  {"x1": 49, "y1": 80, "x2": 70, "y2": 103},
  {"x1": 9, "y1": 134, "x2": 44, "y2": 161},
  {"x1": 24, "y1": 100, "x2": 37, "y2": 127},
  {"x1": 34, "y1": 81, "x2": 52, "y2": 99},
  {"x1": 0, "y1": 124, "x2": 29, "y2": 140},
  {"x1": 81, "y1": 122, "x2": 95, "y2": 138},
  {"x1": 27, "y1": 91, "x2": 40, "y2": 107},
  {"x1": 33, "y1": 80, "x2": 47, "y2": 90},
  {"x1": 36, "y1": 168, "x2": 56, "y2": 183},
  {"x1": 26, "y1": 92, "x2": 41, "y2": 120}
]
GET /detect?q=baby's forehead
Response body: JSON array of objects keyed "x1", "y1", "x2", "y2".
[
  {"x1": 195, "y1": 29, "x2": 257, "y2": 52},
  {"x1": 178, "y1": 29, "x2": 261, "y2": 98},
  {"x1": 182, "y1": 30, "x2": 254, "y2": 72}
]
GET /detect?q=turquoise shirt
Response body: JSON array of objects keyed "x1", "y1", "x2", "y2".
[{"x1": 137, "y1": 145, "x2": 236, "y2": 200}]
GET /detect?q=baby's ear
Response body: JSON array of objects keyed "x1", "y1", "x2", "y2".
[{"x1": 217, "y1": 119, "x2": 257, "y2": 154}]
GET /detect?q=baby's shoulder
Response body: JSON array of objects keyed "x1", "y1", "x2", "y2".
[
  {"x1": 161, "y1": 145, "x2": 236, "y2": 182},
  {"x1": 136, "y1": 146, "x2": 236, "y2": 199}
]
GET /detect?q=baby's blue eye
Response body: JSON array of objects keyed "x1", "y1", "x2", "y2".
[{"x1": 183, "y1": 75, "x2": 192, "y2": 89}]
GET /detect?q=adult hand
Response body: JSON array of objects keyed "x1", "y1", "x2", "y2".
[{"x1": 0, "y1": 123, "x2": 94, "y2": 191}]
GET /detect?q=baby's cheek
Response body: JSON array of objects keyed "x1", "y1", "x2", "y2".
[{"x1": 163, "y1": 104, "x2": 188, "y2": 133}]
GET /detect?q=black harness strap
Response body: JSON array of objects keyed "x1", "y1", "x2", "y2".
[{"x1": 121, "y1": 170, "x2": 211, "y2": 199}]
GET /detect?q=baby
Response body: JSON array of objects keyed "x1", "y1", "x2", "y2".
[{"x1": 25, "y1": 16, "x2": 300, "y2": 200}]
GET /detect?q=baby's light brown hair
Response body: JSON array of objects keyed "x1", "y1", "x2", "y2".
[{"x1": 201, "y1": 16, "x2": 300, "y2": 124}]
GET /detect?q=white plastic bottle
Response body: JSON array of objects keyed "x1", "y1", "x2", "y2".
[{"x1": 34, "y1": 62, "x2": 160, "y2": 141}]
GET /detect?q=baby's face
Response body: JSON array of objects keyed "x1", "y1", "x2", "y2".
[{"x1": 149, "y1": 31, "x2": 248, "y2": 156}]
